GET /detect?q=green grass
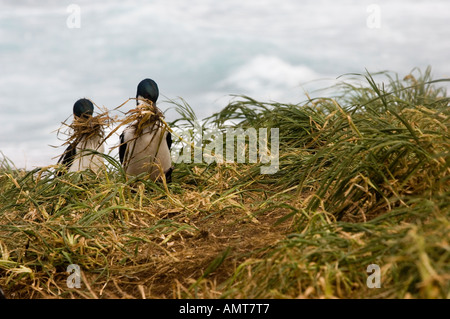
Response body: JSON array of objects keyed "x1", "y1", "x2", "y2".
[{"x1": 0, "y1": 67, "x2": 449, "y2": 299}]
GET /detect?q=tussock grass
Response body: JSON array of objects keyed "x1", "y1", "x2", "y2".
[{"x1": 0, "y1": 68, "x2": 449, "y2": 299}]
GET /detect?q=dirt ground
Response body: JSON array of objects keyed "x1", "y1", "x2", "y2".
[{"x1": 77, "y1": 208, "x2": 291, "y2": 299}]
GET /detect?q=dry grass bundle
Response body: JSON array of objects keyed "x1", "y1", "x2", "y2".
[
  {"x1": 106, "y1": 98, "x2": 170, "y2": 151},
  {"x1": 56, "y1": 105, "x2": 115, "y2": 160}
]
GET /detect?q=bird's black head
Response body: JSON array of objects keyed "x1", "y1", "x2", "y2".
[
  {"x1": 73, "y1": 98, "x2": 94, "y2": 119},
  {"x1": 136, "y1": 78, "x2": 159, "y2": 105}
]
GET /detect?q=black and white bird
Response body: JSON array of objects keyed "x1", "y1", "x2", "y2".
[
  {"x1": 119, "y1": 79, "x2": 173, "y2": 182},
  {"x1": 57, "y1": 98, "x2": 105, "y2": 174}
]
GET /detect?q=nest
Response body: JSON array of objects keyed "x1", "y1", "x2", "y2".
[
  {"x1": 126, "y1": 100, "x2": 165, "y2": 136},
  {"x1": 106, "y1": 98, "x2": 170, "y2": 150},
  {"x1": 56, "y1": 106, "x2": 115, "y2": 160}
]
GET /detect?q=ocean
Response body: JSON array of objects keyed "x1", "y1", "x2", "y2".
[{"x1": 1, "y1": 0, "x2": 449, "y2": 168}]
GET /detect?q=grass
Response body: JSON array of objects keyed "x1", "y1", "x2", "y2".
[{"x1": 0, "y1": 67, "x2": 449, "y2": 299}]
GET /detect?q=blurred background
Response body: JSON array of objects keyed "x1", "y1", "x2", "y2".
[{"x1": 0, "y1": 0, "x2": 449, "y2": 169}]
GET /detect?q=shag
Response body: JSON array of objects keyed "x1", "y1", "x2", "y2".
[
  {"x1": 119, "y1": 79, "x2": 173, "y2": 182},
  {"x1": 57, "y1": 98, "x2": 105, "y2": 174}
]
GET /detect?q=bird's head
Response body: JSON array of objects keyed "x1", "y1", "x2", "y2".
[
  {"x1": 136, "y1": 78, "x2": 159, "y2": 107},
  {"x1": 73, "y1": 98, "x2": 94, "y2": 119}
]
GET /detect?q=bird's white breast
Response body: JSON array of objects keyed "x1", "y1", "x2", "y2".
[
  {"x1": 69, "y1": 135, "x2": 105, "y2": 173},
  {"x1": 122, "y1": 122, "x2": 171, "y2": 180}
]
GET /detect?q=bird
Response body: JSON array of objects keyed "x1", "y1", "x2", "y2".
[
  {"x1": 57, "y1": 98, "x2": 105, "y2": 174},
  {"x1": 119, "y1": 79, "x2": 173, "y2": 182}
]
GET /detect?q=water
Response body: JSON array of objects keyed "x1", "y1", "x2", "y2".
[{"x1": 1, "y1": 0, "x2": 449, "y2": 168}]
